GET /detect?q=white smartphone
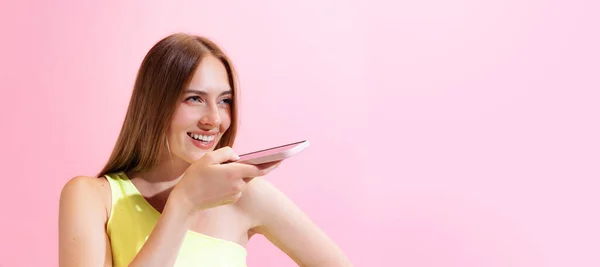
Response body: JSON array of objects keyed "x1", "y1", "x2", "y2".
[{"x1": 236, "y1": 140, "x2": 310, "y2": 165}]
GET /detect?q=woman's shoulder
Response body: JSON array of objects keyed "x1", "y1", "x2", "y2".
[
  {"x1": 236, "y1": 177, "x2": 280, "y2": 207},
  {"x1": 62, "y1": 175, "x2": 109, "y2": 189},
  {"x1": 235, "y1": 177, "x2": 294, "y2": 226},
  {"x1": 61, "y1": 175, "x2": 111, "y2": 200},
  {"x1": 59, "y1": 175, "x2": 112, "y2": 221}
]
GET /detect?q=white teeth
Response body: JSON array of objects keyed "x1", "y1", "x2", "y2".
[{"x1": 189, "y1": 133, "x2": 215, "y2": 142}]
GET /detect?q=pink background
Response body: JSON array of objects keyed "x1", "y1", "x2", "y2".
[{"x1": 1, "y1": 0, "x2": 599, "y2": 266}]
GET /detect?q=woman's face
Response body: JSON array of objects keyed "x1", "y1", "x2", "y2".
[{"x1": 168, "y1": 55, "x2": 233, "y2": 163}]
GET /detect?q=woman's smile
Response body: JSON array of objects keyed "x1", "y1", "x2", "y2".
[{"x1": 187, "y1": 131, "x2": 218, "y2": 149}]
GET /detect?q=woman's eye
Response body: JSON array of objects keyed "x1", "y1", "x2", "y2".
[
  {"x1": 220, "y1": 98, "x2": 232, "y2": 105},
  {"x1": 185, "y1": 96, "x2": 230, "y2": 106},
  {"x1": 185, "y1": 96, "x2": 202, "y2": 103}
]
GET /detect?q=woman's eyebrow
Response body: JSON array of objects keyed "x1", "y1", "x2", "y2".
[{"x1": 186, "y1": 89, "x2": 232, "y2": 96}]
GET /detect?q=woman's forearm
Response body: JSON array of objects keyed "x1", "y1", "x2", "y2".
[{"x1": 128, "y1": 191, "x2": 198, "y2": 267}]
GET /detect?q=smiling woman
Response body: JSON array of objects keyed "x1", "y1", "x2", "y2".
[{"x1": 58, "y1": 33, "x2": 352, "y2": 267}]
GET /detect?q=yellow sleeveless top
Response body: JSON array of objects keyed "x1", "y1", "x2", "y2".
[{"x1": 104, "y1": 172, "x2": 248, "y2": 267}]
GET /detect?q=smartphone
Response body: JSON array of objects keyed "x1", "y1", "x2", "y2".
[{"x1": 236, "y1": 140, "x2": 310, "y2": 165}]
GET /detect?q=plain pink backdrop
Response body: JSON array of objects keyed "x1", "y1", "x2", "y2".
[{"x1": 1, "y1": 0, "x2": 599, "y2": 266}]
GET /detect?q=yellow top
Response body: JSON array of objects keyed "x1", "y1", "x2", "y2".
[{"x1": 104, "y1": 172, "x2": 248, "y2": 267}]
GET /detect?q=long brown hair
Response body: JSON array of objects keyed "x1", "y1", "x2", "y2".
[{"x1": 98, "y1": 33, "x2": 239, "y2": 177}]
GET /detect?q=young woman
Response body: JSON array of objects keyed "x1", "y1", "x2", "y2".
[{"x1": 58, "y1": 33, "x2": 352, "y2": 267}]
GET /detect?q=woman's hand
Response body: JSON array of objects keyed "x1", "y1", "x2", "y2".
[{"x1": 172, "y1": 146, "x2": 281, "y2": 213}]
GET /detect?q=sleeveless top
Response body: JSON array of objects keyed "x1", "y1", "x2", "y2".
[{"x1": 104, "y1": 172, "x2": 248, "y2": 267}]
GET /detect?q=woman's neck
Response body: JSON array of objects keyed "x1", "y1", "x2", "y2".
[
  {"x1": 128, "y1": 155, "x2": 190, "y2": 187},
  {"x1": 124, "y1": 156, "x2": 191, "y2": 212}
]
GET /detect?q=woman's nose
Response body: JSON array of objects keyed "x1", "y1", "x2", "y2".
[{"x1": 199, "y1": 106, "x2": 221, "y2": 127}]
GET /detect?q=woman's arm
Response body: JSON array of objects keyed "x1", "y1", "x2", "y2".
[
  {"x1": 58, "y1": 176, "x2": 198, "y2": 267},
  {"x1": 59, "y1": 176, "x2": 113, "y2": 267},
  {"x1": 240, "y1": 178, "x2": 353, "y2": 267}
]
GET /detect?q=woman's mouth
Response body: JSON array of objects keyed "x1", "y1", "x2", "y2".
[{"x1": 187, "y1": 132, "x2": 217, "y2": 149}]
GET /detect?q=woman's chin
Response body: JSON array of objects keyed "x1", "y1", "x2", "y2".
[
  {"x1": 186, "y1": 150, "x2": 210, "y2": 162},
  {"x1": 183, "y1": 141, "x2": 220, "y2": 162}
]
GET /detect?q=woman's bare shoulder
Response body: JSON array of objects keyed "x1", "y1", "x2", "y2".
[
  {"x1": 234, "y1": 177, "x2": 353, "y2": 266},
  {"x1": 60, "y1": 175, "x2": 112, "y2": 220},
  {"x1": 234, "y1": 177, "x2": 288, "y2": 225},
  {"x1": 59, "y1": 176, "x2": 114, "y2": 266}
]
